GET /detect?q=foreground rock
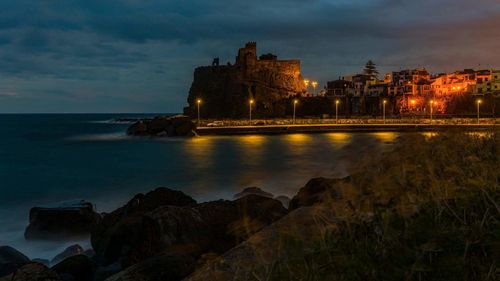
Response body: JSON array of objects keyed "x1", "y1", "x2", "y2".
[
  {"x1": 289, "y1": 177, "x2": 351, "y2": 210},
  {"x1": 0, "y1": 246, "x2": 30, "y2": 278},
  {"x1": 185, "y1": 206, "x2": 338, "y2": 280},
  {"x1": 127, "y1": 115, "x2": 196, "y2": 137},
  {"x1": 91, "y1": 189, "x2": 287, "y2": 272},
  {"x1": 0, "y1": 263, "x2": 61, "y2": 281},
  {"x1": 51, "y1": 245, "x2": 84, "y2": 266},
  {"x1": 233, "y1": 187, "x2": 273, "y2": 199},
  {"x1": 91, "y1": 187, "x2": 197, "y2": 265},
  {"x1": 24, "y1": 200, "x2": 101, "y2": 240},
  {"x1": 105, "y1": 255, "x2": 194, "y2": 281},
  {"x1": 52, "y1": 255, "x2": 95, "y2": 281}
]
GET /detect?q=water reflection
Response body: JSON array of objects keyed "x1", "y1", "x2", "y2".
[
  {"x1": 236, "y1": 135, "x2": 267, "y2": 166},
  {"x1": 282, "y1": 134, "x2": 312, "y2": 155},
  {"x1": 370, "y1": 132, "x2": 398, "y2": 142},
  {"x1": 184, "y1": 136, "x2": 215, "y2": 169},
  {"x1": 324, "y1": 133, "x2": 352, "y2": 147}
]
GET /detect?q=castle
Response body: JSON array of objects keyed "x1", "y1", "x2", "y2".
[{"x1": 184, "y1": 42, "x2": 307, "y2": 118}]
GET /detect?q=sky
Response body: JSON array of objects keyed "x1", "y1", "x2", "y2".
[{"x1": 1, "y1": 0, "x2": 500, "y2": 113}]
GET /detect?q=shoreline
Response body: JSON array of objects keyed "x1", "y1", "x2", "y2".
[{"x1": 196, "y1": 123, "x2": 500, "y2": 135}]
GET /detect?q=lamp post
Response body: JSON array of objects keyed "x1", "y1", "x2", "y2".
[
  {"x1": 249, "y1": 99, "x2": 254, "y2": 123},
  {"x1": 477, "y1": 99, "x2": 482, "y2": 124},
  {"x1": 383, "y1": 99, "x2": 387, "y2": 124},
  {"x1": 196, "y1": 99, "x2": 202, "y2": 125},
  {"x1": 293, "y1": 99, "x2": 298, "y2": 124},
  {"x1": 304, "y1": 79, "x2": 310, "y2": 95},
  {"x1": 311, "y1": 81, "x2": 318, "y2": 96},
  {"x1": 429, "y1": 100, "x2": 435, "y2": 124},
  {"x1": 335, "y1": 100, "x2": 340, "y2": 124}
]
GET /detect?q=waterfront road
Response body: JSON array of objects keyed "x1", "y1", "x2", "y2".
[{"x1": 196, "y1": 123, "x2": 500, "y2": 136}]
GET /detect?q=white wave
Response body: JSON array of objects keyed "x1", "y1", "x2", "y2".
[{"x1": 66, "y1": 132, "x2": 131, "y2": 141}]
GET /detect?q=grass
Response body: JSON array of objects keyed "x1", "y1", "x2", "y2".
[{"x1": 252, "y1": 130, "x2": 500, "y2": 281}]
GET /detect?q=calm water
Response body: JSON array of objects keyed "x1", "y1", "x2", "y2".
[{"x1": 0, "y1": 114, "x2": 399, "y2": 259}]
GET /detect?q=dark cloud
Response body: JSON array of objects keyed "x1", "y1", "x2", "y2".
[{"x1": 0, "y1": 0, "x2": 499, "y2": 112}]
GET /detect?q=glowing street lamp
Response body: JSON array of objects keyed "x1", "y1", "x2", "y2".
[
  {"x1": 311, "y1": 81, "x2": 318, "y2": 96},
  {"x1": 196, "y1": 98, "x2": 202, "y2": 124},
  {"x1": 410, "y1": 99, "x2": 416, "y2": 108},
  {"x1": 249, "y1": 99, "x2": 254, "y2": 123},
  {"x1": 429, "y1": 100, "x2": 436, "y2": 124},
  {"x1": 335, "y1": 100, "x2": 340, "y2": 124},
  {"x1": 477, "y1": 99, "x2": 482, "y2": 124},
  {"x1": 304, "y1": 79, "x2": 310, "y2": 94},
  {"x1": 383, "y1": 100, "x2": 387, "y2": 124},
  {"x1": 293, "y1": 99, "x2": 298, "y2": 124}
]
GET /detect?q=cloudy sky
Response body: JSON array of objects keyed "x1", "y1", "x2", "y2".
[{"x1": 1, "y1": 0, "x2": 499, "y2": 113}]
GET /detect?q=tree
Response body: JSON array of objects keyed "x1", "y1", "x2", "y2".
[{"x1": 363, "y1": 60, "x2": 379, "y2": 79}]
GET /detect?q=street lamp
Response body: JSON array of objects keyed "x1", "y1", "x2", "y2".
[
  {"x1": 311, "y1": 81, "x2": 318, "y2": 96},
  {"x1": 335, "y1": 100, "x2": 340, "y2": 124},
  {"x1": 304, "y1": 79, "x2": 310, "y2": 95},
  {"x1": 383, "y1": 100, "x2": 387, "y2": 124},
  {"x1": 196, "y1": 99, "x2": 202, "y2": 124},
  {"x1": 293, "y1": 99, "x2": 298, "y2": 124},
  {"x1": 249, "y1": 99, "x2": 254, "y2": 123},
  {"x1": 429, "y1": 100, "x2": 435, "y2": 124},
  {"x1": 477, "y1": 99, "x2": 482, "y2": 124}
]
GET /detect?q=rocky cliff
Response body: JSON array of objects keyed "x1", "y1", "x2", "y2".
[{"x1": 184, "y1": 42, "x2": 307, "y2": 118}]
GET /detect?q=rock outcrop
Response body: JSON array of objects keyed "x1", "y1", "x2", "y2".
[
  {"x1": 127, "y1": 115, "x2": 196, "y2": 137},
  {"x1": 0, "y1": 263, "x2": 61, "y2": 281},
  {"x1": 105, "y1": 255, "x2": 195, "y2": 281},
  {"x1": 51, "y1": 255, "x2": 96, "y2": 281},
  {"x1": 91, "y1": 188, "x2": 197, "y2": 265},
  {"x1": 0, "y1": 246, "x2": 30, "y2": 278},
  {"x1": 51, "y1": 245, "x2": 84, "y2": 266},
  {"x1": 90, "y1": 188, "x2": 288, "y2": 273},
  {"x1": 24, "y1": 200, "x2": 101, "y2": 240},
  {"x1": 289, "y1": 176, "x2": 351, "y2": 210},
  {"x1": 184, "y1": 42, "x2": 307, "y2": 118}
]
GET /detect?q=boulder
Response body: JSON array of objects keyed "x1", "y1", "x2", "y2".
[
  {"x1": 274, "y1": 195, "x2": 291, "y2": 209},
  {"x1": 92, "y1": 192, "x2": 287, "y2": 271},
  {"x1": 125, "y1": 121, "x2": 148, "y2": 136},
  {"x1": 52, "y1": 255, "x2": 95, "y2": 281},
  {"x1": 185, "y1": 206, "x2": 339, "y2": 281},
  {"x1": 91, "y1": 188, "x2": 196, "y2": 265},
  {"x1": 0, "y1": 263, "x2": 61, "y2": 281},
  {"x1": 32, "y1": 259, "x2": 50, "y2": 267},
  {"x1": 51, "y1": 245, "x2": 84, "y2": 266},
  {"x1": 104, "y1": 255, "x2": 195, "y2": 281},
  {"x1": 0, "y1": 246, "x2": 30, "y2": 278},
  {"x1": 24, "y1": 200, "x2": 101, "y2": 240},
  {"x1": 233, "y1": 187, "x2": 273, "y2": 199},
  {"x1": 127, "y1": 115, "x2": 196, "y2": 137},
  {"x1": 289, "y1": 177, "x2": 350, "y2": 210}
]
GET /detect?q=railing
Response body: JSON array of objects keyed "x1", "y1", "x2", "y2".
[{"x1": 197, "y1": 117, "x2": 500, "y2": 127}]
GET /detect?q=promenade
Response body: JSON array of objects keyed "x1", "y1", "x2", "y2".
[{"x1": 196, "y1": 118, "x2": 500, "y2": 135}]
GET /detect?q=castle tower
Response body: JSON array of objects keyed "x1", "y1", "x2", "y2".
[{"x1": 236, "y1": 42, "x2": 257, "y2": 66}]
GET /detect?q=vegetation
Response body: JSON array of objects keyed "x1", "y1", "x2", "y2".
[
  {"x1": 363, "y1": 60, "x2": 379, "y2": 79},
  {"x1": 254, "y1": 131, "x2": 500, "y2": 281}
]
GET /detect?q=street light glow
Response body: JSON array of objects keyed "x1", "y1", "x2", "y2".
[
  {"x1": 336, "y1": 100, "x2": 340, "y2": 104},
  {"x1": 249, "y1": 99, "x2": 254, "y2": 104},
  {"x1": 197, "y1": 99, "x2": 202, "y2": 104}
]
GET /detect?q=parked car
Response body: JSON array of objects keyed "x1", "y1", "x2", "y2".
[{"x1": 207, "y1": 121, "x2": 224, "y2": 127}]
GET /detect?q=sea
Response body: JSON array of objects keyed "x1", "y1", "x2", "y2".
[{"x1": 0, "y1": 114, "x2": 399, "y2": 260}]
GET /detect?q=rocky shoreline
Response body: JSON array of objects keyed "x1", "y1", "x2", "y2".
[
  {"x1": 1, "y1": 185, "x2": 302, "y2": 281},
  {"x1": 2, "y1": 131, "x2": 499, "y2": 281}
]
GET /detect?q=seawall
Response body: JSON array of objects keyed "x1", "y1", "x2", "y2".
[{"x1": 196, "y1": 124, "x2": 499, "y2": 136}]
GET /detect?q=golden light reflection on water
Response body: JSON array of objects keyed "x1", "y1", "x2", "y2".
[
  {"x1": 370, "y1": 132, "x2": 398, "y2": 142},
  {"x1": 466, "y1": 132, "x2": 490, "y2": 138},
  {"x1": 283, "y1": 133, "x2": 312, "y2": 155},
  {"x1": 236, "y1": 135, "x2": 267, "y2": 165},
  {"x1": 324, "y1": 133, "x2": 352, "y2": 146},
  {"x1": 421, "y1": 132, "x2": 439, "y2": 139},
  {"x1": 184, "y1": 136, "x2": 214, "y2": 169}
]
